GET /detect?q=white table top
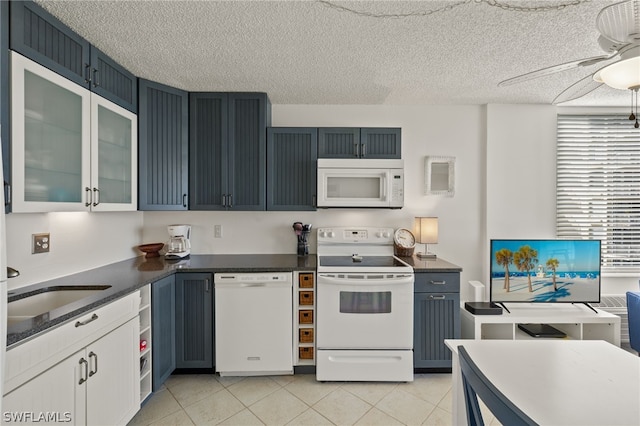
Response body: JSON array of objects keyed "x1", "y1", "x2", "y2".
[{"x1": 446, "y1": 340, "x2": 640, "y2": 426}]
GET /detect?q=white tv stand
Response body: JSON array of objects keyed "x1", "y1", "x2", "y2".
[{"x1": 460, "y1": 303, "x2": 621, "y2": 346}]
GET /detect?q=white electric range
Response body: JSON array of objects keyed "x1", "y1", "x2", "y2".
[{"x1": 315, "y1": 227, "x2": 414, "y2": 382}]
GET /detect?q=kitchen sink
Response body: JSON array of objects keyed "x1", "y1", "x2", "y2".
[{"x1": 8, "y1": 285, "x2": 112, "y2": 319}]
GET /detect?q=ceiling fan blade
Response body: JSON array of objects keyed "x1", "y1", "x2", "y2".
[
  {"x1": 498, "y1": 54, "x2": 616, "y2": 87},
  {"x1": 552, "y1": 74, "x2": 604, "y2": 104},
  {"x1": 597, "y1": 0, "x2": 640, "y2": 45}
]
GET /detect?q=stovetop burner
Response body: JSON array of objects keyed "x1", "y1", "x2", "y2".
[{"x1": 319, "y1": 255, "x2": 408, "y2": 268}]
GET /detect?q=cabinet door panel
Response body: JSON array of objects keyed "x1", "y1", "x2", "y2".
[
  {"x1": 175, "y1": 273, "x2": 214, "y2": 369},
  {"x1": 267, "y1": 127, "x2": 317, "y2": 210},
  {"x1": 3, "y1": 350, "x2": 85, "y2": 425},
  {"x1": 360, "y1": 128, "x2": 401, "y2": 159},
  {"x1": 152, "y1": 275, "x2": 176, "y2": 391},
  {"x1": 91, "y1": 94, "x2": 137, "y2": 211},
  {"x1": 318, "y1": 128, "x2": 360, "y2": 158},
  {"x1": 10, "y1": 0, "x2": 91, "y2": 89},
  {"x1": 138, "y1": 80, "x2": 189, "y2": 210},
  {"x1": 11, "y1": 52, "x2": 91, "y2": 212},
  {"x1": 90, "y1": 46, "x2": 137, "y2": 112},
  {"x1": 189, "y1": 93, "x2": 228, "y2": 210},
  {"x1": 228, "y1": 93, "x2": 268, "y2": 210},
  {"x1": 413, "y1": 293, "x2": 460, "y2": 369},
  {"x1": 86, "y1": 319, "x2": 139, "y2": 426}
]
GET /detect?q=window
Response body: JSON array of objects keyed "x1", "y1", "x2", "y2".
[{"x1": 557, "y1": 115, "x2": 640, "y2": 272}]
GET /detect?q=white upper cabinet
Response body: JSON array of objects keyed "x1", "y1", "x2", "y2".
[
  {"x1": 90, "y1": 93, "x2": 137, "y2": 211},
  {"x1": 11, "y1": 52, "x2": 137, "y2": 212}
]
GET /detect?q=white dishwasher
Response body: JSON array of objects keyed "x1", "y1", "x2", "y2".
[{"x1": 214, "y1": 272, "x2": 293, "y2": 376}]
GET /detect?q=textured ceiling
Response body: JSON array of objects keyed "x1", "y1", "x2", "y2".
[{"x1": 34, "y1": 0, "x2": 632, "y2": 106}]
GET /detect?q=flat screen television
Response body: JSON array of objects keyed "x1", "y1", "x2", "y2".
[{"x1": 490, "y1": 239, "x2": 601, "y2": 305}]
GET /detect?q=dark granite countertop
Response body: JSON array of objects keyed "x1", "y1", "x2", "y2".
[
  {"x1": 398, "y1": 255, "x2": 463, "y2": 272},
  {"x1": 7, "y1": 254, "x2": 317, "y2": 347}
]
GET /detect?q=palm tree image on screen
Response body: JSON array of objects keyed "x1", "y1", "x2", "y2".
[{"x1": 496, "y1": 246, "x2": 563, "y2": 293}]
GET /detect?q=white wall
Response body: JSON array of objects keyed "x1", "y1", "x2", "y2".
[
  {"x1": 486, "y1": 104, "x2": 640, "y2": 297},
  {"x1": 6, "y1": 211, "x2": 143, "y2": 290},
  {"x1": 142, "y1": 105, "x2": 486, "y2": 291}
]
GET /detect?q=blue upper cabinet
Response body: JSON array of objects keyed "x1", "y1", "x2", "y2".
[
  {"x1": 318, "y1": 128, "x2": 361, "y2": 158},
  {"x1": 88, "y1": 46, "x2": 137, "y2": 112},
  {"x1": 10, "y1": 0, "x2": 137, "y2": 112},
  {"x1": 267, "y1": 128, "x2": 318, "y2": 211},
  {"x1": 360, "y1": 128, "x2": 402, "y2": 159},
  {"x1": 189, "y1": 92, "x2": 270, "y2": 211},
  {"x1": 318, "y1": 127, "x2": 401, "y2": 159},
  {"x1": 138, "y1": 79, "x2": 189, "y2": 211}
]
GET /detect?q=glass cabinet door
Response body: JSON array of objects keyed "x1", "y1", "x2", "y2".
[
  {"x1": 11, "y1": 52, "x2": 90, "y2": 212},
  {"x1": 90, "y1": 95, "x2": 137, "y2": 211}
]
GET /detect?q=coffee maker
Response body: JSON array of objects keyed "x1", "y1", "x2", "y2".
[{"x1": 166, "y1": 225, "x2": 191, "y2": 259}]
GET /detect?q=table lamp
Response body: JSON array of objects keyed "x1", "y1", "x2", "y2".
[{"x1": 415, "y1": 217, "x2": 438, "y2": 259}]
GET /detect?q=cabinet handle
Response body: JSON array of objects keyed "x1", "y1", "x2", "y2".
[
  {"x1": 85, "y1": 187, "x2": 92, "y2": 207},
  {"x1": 75, "y1": 313, "x2": 98, "y2": 327},
  {"x1": 92, "y1": 188, "x2": 100, "y2": 207},
  {"x1": 4, "y1": 181, "x2": 10, "y2": 207},
  {"x1": 430, "y1": 280, "x2": 446, "y2": 285},
  {"x1": 361, "y1": 143, "x2": 366, "y2": 157},
  {"x1": 312, "y1": 194, "x2": 316, "y2": 207},
  {"x1": 92, "y1": 68, "x2": 100, "y2": 87},
  {"x1": 228, "y1": 194, "x2": 233, "y2": 208},
  {"x1": 429, "y1": 295, "x2": 446, "y2": 300},
  {"x1": 78, "y1": 358, "x2": 88, "y2": 385},
  {"x1": 222, "y1": 194, "x2": 227, "y2": 207},
  {"x1": 353, "y1": 142, "x2": 359, "y2": 157},
  {"x1": 84, "y1": 64, "x2": 91, "y2": 84},
  {"x1": 182, "y1": 194, "x2": 187, "y2": 208},
  {"x1": 88, "y1": 352, "x2": 98, "y2": 377},
  {"x1": 205, "y1": 279, "x2": 210, "y2": 292}
]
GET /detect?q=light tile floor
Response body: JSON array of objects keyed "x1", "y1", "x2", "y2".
[{"x1": 128, "y1": 373, "x2": 461, "y2": 426}]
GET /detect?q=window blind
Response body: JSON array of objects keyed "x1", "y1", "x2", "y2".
[{"x1": 557, "y1": 114, "x2": 640, "y2": 272}]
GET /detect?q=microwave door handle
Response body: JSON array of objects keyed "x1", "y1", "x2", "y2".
[{"x1": 381, "y1": 173, "x2": 388, "y2": 201}]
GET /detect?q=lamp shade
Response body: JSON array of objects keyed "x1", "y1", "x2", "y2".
[
  {"x1": 414, "y1": 217, "x2": 438, "y2": 244},
  {"x1": 593, "y1": 55, "x2": 640, "y2": 90}
]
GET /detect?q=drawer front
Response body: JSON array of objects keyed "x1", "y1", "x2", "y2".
[
  {"x1": 414, "y1": 272, "x2": 460, "y2": 293},
  {"x1": 299, "y1": 291, "x2": 314, "y2": 305},
  {"x1": 299, "y1": 328, "x2": 314, "y2": 343},
  {"x1": 299, "y1": 347, "x2": 314, "y2": 359},
  {"x1": 299, "y1": 273, "x2": 314, "y2": 288},
  {"x1": 299, "y1": 310, "x2": 313, "y2": 324},
  {"x1": 5, "y1": 291, "x2": 140, "y2": 394}
]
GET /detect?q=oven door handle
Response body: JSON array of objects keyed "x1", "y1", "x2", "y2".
[{"x1": 317, "y1": 275, "x2": 413, "y2": 286}]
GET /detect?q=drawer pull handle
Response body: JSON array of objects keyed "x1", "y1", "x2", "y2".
[
  {"x1": 75, "y1": 313, "x2": 99, "y2": 328},
  {"x1": 430, "y1": 280, "x2": 446, "y2": 285},
  {"x1": 429, "y1": 295, "x2": 446, "y2": 300}
]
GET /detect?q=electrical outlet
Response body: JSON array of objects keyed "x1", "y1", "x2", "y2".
[
  {"x1": 33, "y1": 233, "x2": 50, "y2": 254},
  {"x1": 214, "y1": 225, "x2": 222, "y2": 238}
]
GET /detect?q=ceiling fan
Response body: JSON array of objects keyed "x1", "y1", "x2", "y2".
[{"x1": 499, "y1": 0, "x2": 640, "y2": 110}]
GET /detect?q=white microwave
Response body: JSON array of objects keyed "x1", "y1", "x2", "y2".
[{"x1": 317, "y1": 159, "x2": 404, "y2": 208}]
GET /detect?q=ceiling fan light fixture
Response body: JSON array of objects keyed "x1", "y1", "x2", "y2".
[{"x1": 593, "y1": 55, "x2": 640, "y2": 90}]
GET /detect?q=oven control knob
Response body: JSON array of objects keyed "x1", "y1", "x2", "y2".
[
  {"x1": 319, "y1": 231, "x2": 327, "y2": 238},
  {"x1": 382, "y1": 231, "x2": 391, "y2": 238},
  {"x1": 328, "y1": 231, "x2": 335, "y2": 238}
]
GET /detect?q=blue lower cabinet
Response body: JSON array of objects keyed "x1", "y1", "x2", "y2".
[
  {"x1": 413, "y1": 271, "x2": 461, "y2": 370},
  {"x1": 175, "y1": 273, "x2": 214, "y2": 369},
  {"x1": 152, "y1": 275, "x2": 176, "y2": 391}
]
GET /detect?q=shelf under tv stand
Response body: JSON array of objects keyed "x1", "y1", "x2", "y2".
[{"x1": 460, "y1": 303, "x2": 621, "y2": 346}]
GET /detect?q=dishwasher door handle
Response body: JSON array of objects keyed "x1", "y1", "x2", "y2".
[{"x1": 239, "y1": 283, "x2": 268, "y2": 288}]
